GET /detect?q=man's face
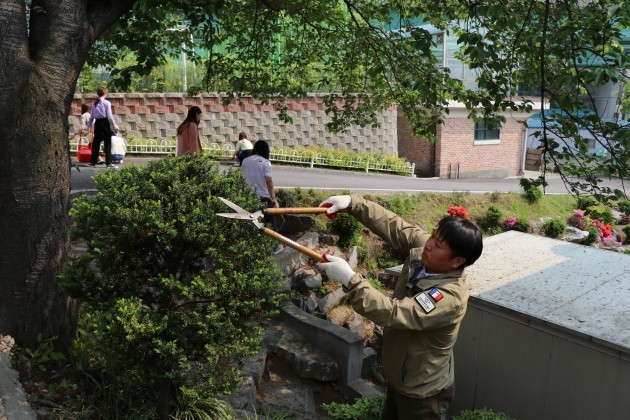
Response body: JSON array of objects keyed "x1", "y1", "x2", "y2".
[{"x1": 422, "y1": 232, "x2": 466, "y2": 273}]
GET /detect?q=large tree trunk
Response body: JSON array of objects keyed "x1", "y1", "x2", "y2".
[{"x1": 0, "y1": 0, "x2": 135, "y2": 349}]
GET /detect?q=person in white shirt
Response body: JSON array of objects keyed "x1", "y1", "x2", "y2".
[
  {"x1": 240, "y1": 140, "x2": 282, "y2": 253},
  {"x1": 87, "y1": 87, "x2": 120, "y2": 168},
  {"x1": 111, "y1": 135, "x2": 127, "y2": 164},
  {"x1": 232, "y1": 132, "x2": 254, "y2": 167}
]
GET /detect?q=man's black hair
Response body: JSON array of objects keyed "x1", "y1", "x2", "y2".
[
  {"x1": 435, "y1": 216, "x2": 483, "y2": 268},
  {"x1": 252, "y1": 140, "x2": 270, "y2": 160}
]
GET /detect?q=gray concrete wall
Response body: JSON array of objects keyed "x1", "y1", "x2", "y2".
[
  {"x1": 453, "y1": 231, "x2": 630, "y2": 420},
  {"x1": 453, "y1": 301, "x2": 630, "y2": 420}
]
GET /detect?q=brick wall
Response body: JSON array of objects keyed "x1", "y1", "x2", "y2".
[
  {"x1": 436, "y1": 112, "x2": 525, "y2": 178},
  {"x1": 398, "y1": 106, "x2": 531, "y2": 179},
  {"x1": 70, "y1": 93, "x2": 398, "y2": 155},
  {"x1": 397, "y1": 110, "x2": 436, "y2": 177}
]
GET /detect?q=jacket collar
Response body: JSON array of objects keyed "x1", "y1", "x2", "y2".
[{"x1": 407, "y1": 247, "x2": 465, "y2": 290}]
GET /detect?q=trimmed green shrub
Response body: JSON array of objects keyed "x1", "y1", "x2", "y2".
[
  {"x1": 585, "y1": 226, "x2": 599, "y2": 245},
  {"x1": 63, "y1": 155, "x2": 285, "y2": 417},
  {"x1": 520, "y1": 178, "x2": 543, "y2": 204},
  {"x1": 576, "y1": 195, "x2": 598, "y2": 210},
  {"x1": 541, "y1": 218, "x2": 566, "y2": 238},
  {"x1": 454, "y1": 408, "x2": 515, "y2": 420},
  {"x1": 623, "y1": 225, "x2": 630, "y2": 243},
  {"x1": 329, "y1": 213, "x2": 363, "y2": 249},
  {"x1": 477, "y1": 205, "x2": 503, "y2": 233},
  {"x1": 618, "y1": 200, "x2": 630, "y2": 215},
  {"x1": 324, "y1": 393, "x2": 385, "y2": 420},
  {"x1": 513, "y1": 218, "x2": 531, "y2": 232}
]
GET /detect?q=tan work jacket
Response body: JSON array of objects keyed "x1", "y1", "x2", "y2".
[{"x1": 344, "y1": 195, "x2": 469, "y2": 399}]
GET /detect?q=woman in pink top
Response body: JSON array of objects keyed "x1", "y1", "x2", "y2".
[{"x1": 176, "y1": 106, "x2": 203, "y2": 156}]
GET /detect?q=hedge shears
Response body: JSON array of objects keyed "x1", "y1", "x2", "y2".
[{"x1": 217, "y1": 197, "x2": 343, "y2": 263}]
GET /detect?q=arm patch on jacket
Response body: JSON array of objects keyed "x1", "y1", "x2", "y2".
[{"x1": 415, "y1": 293, "x2": 436, "y2": 313}]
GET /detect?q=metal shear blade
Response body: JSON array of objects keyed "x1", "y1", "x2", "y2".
[{"x1": 218, "y1": 197, "x2": 250, "y2": 214}]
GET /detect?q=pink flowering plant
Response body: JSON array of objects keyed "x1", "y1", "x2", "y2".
[
  {"x1": 617, "y1": 213, "x2": 630, "y2": 225},
  {"x1": 503, "y1": 217, "x2": 517, "y2": 229},
  {"x1": 568, "y1": 209, "x2": 593, "y2": 230},
  {"x1": 593, "y1": 219, "x2": 619, "y2": 246},
  {"x1": 447, "y1": 206, "x2": 469, "y2": 219}
]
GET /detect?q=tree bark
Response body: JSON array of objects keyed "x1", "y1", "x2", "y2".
[{"x1": 0, "y1": 0, "x2": 135, "y2": 349}]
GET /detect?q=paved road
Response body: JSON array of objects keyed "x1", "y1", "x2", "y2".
[{"x1": 70, "y1": 157, "x2": 627, "y2": 195}]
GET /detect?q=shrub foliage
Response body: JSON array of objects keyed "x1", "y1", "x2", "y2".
[{"x1": 63, "y1": 155, "x2": 285, "y2": 416}]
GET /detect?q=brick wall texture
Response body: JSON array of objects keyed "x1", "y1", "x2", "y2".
[
  {"x1": 70, "y1": 93, "x2": 398, "y2": 156},
  {"x1": 397, "y1": 109, "x2": 529, "y2": 178}
]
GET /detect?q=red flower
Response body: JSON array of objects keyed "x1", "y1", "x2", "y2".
[{"x1": 447, "y1": 206, "x2": 469, "y2": 219}]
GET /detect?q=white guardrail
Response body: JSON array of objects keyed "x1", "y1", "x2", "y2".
[{"x1": 69, "y1": 138, "x2": 415, "y2": 177}]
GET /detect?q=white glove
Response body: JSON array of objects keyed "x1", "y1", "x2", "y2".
[
  {"x1": 319, "y1": 195, "x2": 351, "y2": 220},
  {"x1": 317, "y1": 254, "x2": 355, "y2": 287}
]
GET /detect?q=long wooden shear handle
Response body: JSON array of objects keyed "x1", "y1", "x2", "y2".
[
  {"x1": 264, "y1": 207, "x2": 348, "y2": 215},
  {"x1": 261, "y1": 228, "x2": 328, "y2": 263}
]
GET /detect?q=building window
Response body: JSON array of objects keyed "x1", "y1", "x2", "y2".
[{"x1": 474, "y1": 119, "x2": 500, "y2": 141}]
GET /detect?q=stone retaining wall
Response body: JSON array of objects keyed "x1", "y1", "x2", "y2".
[{"x1": 70, "y1": 93, "x2": 398, "y2": 155}]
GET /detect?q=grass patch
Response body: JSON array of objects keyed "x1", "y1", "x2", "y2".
[{"x1": 280, "y1": 190, "x2": 577, "y2": 234}]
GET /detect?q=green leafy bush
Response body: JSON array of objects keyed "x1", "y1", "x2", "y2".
[
  {"x1": 576, "y1": 195, "x2": 598, "y2": 210},
  {"x1": 454, "y1": 408, "x2": 514, "y2": 420},
  {"x1": 623, "y1": 225, "x2": 630, "y2": 243},
  {"x1": 477, "y1": 205, "x2": 503, "y2": 233},
  {"x1": 585, "y1": 226, "x2": 600, "y2": 245},
  {"x1": 63, "y1": 155, "x2": 285, "y2": 417},
  {"x1": 541, "y1": 218, "x2": 566, "y2": 238},
  {"x1": 618, "y1": 200, "x2": 630, "y2": 215},
  {"x1": 520, "y1": 178, "x2": 543, "y2": 204},
  {"x1": 329, "y1": 213, "x2": 363, "y2": 248},
  {"x1": 586, "y1": 205, "x2": 615, "y2": 225},
  {"x1": 324, "y1": 393, "x2": 385, "y2": 420},
  {"x1": 25, "y1": 334, "x2": 65, "y2": 372}
]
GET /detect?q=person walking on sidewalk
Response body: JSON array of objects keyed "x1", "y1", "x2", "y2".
[
  {"x1": 176, "y1": 106, "x2": 203, "y2": 156},
  {"x1": 87, "y1": 87, "x2": 120, "y2": 168},
  {"x1": 317, "y1": 195, "x2": 483, "y2": 420},
  {"x1": 240, "y1": 140, "x2": 283, "y2": 253}
]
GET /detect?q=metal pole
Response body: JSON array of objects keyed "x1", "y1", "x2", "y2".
[{"x1": 181, "y1": 46, "x2": 187, "y2": 92}]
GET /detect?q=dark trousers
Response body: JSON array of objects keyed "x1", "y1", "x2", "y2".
[
  {"x1": 91, "y1": 119, "x2": 112, "y2": 165},
  {"x1": 381, "y1": 385, "x2": 455, "y2": 420},
  {"x1": 236, "y1": 149, "x2": 252, "y2": 165},
  {"x1": 260, "y1": 197, "x2": 278, "y2": 231}
]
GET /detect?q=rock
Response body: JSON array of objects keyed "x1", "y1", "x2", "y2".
[
  {"x1": 361, "y1": 347, "x2": 378, "y2": 379},
  {"x1": 274, "y1": 232, "x2": 320, "y2": 276},
  {"x1": 561, "y1": 226, "x2": 589, "y2": 243},
  {"x1": 227, "y1": 375, "x2": 257, "y2": 411},
  {"x1": 614, "y1": 225, "x2": 627, "y2": 244},
  {"x1": 292, "y1": 267, "x2": 323, "y2": 292},
  {"x1": 319, "y1": 288, "x2": 347, "y2": 313},
  {"x1": 278, "y1": 215, "x2": 316, "y2": 235},
  {"x1": 348, "y1": 246, "x2": 358, "y2": 269},
  {"x1": 0, "y1": 335, "x2": 15, "y2": 354},
  {"x1": 274, "y1": 329, "x2": 340, "y2": 382},
  {"x1": 319, "y1": 233, "x2": 339, "y2": 246},
  {"x1": 239, "y1": 348, "x2": 267, "y2": 387},
  {"x1": 303, "y1": 294, "x2": 319, "y2": 314},
  {"x1": 346, "y1": 315, "x2": 366, "y2": 338}
]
